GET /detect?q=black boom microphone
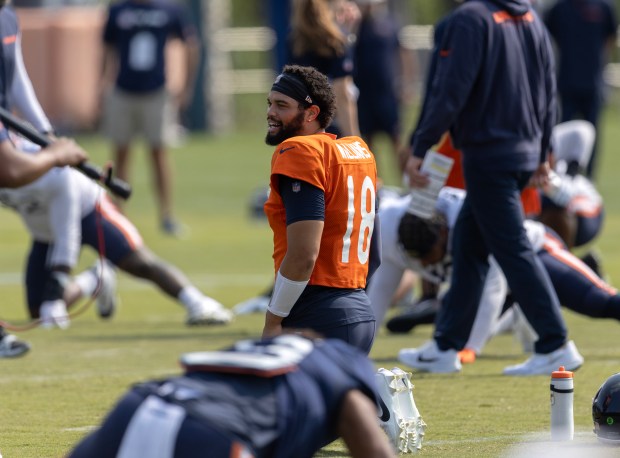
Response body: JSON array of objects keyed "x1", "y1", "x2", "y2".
[{"x1": 0, "y1": 106, "x2": 132, "y2": 200}]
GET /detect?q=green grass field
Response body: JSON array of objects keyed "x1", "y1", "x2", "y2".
[{"x1": 2, "y1": 103, "x2": 620, "y2": 458}]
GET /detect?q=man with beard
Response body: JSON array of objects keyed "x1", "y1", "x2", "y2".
[{"x1": 261, "y1": 65, "x2": 379, "y2": 354}]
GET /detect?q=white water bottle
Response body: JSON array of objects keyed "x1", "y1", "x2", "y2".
[{"x1": 550, "y1": 366, "x2": 574, "y2": 441}]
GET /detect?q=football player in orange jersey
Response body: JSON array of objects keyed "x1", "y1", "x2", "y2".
[{"x1": 262, "y1": 65, "x2": 379, "y2": 354}]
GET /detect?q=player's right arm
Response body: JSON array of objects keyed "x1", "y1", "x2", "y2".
[
  {"x1": 0, "y1": 137, "x2": 87, "y2": 188},
  {"x1": 10, "y1": 35, "x2": 53, "y2": 133},
  {"x1": 262, "y1": 218, "x2": 322, "y2": 338},
  {"x1": 338, "y1": 389, "x2": 397, "y2": 458}
]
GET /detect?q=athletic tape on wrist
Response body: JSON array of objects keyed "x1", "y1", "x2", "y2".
[{"x1": 267, "y1": 270, "x2": 308, "y2": 318}]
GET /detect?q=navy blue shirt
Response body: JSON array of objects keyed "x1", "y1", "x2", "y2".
[
  {"x1": 103, "y1": 0, "x2": 196, "y2": 93},
  {"x1": 545, "y1": 0, "x2": 617, "y2": 92},
  {"x1": 411, "y1": 0, "x2": 557, "y2": 172}
]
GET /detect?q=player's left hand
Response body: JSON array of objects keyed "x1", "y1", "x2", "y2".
[
  {"x1": 262, "y1": 311, "x2": 284, "y2": 338},
  {"x1": 529, "y1": 161, "x2": 551, "y2": 189},
  {"x1": 405, "y1": 155, "x2": 430, "y2": 189}
]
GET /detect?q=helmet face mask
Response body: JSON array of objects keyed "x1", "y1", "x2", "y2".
[{"x1": 593, "y1": 373, "x2": 620, "y2": 444}]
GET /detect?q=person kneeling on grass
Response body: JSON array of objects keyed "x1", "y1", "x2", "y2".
[
  {"x1": 392, "y1": 187, "x2": 620, "y2": 375},
  {"x1": 68, "y1": 333, "x2": 403, "y2": 458},
  {"x1": 0, "y1": 138, "x2": 232, "y2": 329}
]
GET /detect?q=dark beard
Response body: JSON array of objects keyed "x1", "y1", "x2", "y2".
[{"x1": 265, "y1": 111, "x2": 306, "y2": 146}]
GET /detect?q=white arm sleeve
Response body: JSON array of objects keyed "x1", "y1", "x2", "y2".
[
  {"x1": 267, "y1": 270, "x2": 308, "y2": 318},
  {"x1": 9, "y1": 35, "x2": 53, "y2": 132},
  {"x1": 465, "y1": 257, "x2": 508, "y2": 354},
  {"x1": 48, "y1": 168, "x2": 81, "y2": 268}
]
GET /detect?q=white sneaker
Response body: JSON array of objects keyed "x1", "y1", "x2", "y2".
[
  {"x1": 375, "y1": 367, "x2": 426, "y2": 454},
  {"x1": 0, "y1": 333, "x2": 30, "y2": 358},
  {"x1": 398, "y1": 340, "x2": 462, "y2": 373},
  {"x1": 93, "y1": 260, "x2": 118, "y2": 319},
  {"x1": 186, "y1": 297, "x2": 233, "y2": 326},
  {"x1": 232, "y1": 295, "x2": 270, "y2": 315},
  {"x1": 503, "y1": 340, "x2": 583, "y2": 376},
  {"x1": 40, "y1": 300, "x2": 70, "y2": 330}
]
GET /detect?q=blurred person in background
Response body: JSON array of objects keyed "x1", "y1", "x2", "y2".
[
  {"x1": 387, "y1": 187, "x2": 620, "y2": 368},
  {"x1": 0, "y1": 139, "x2": 233, "y2": 330},
  {"x1": 353, "y1": 0, "x2": 415, "y2": 174},
  {"x1": 0, "y1": 0, "x2": 88, "y2": 357},
  {"x1": 100, "y1": 0, "x2": 200, "y2": 237},
  {"x1": 544, "y1": 0, "x2": 617, "y2": 179},
  {"x1": 287, "y1": 0, "x2": 361, "y2": 137},
  {"x1": 403, "y1": 0, "x2": 584, "y2": 376},
  {"x1": 267, "y1": 0, "x2": 293, "y2": 72},
  {"x1": 539, "y1": 119, "x2": 606, "y2": 276}
]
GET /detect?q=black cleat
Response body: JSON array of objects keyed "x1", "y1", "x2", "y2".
[{"x1": 386, "y1": 299, "x2": 439, "y2": 334}]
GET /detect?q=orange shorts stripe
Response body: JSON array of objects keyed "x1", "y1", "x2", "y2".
[
  {"x1": 543, "y1": 234, "x2": 616, "y2": 295},
  {"x1": 98, "y1": 196, "x2": 143, "y2": 250},
  {"x1": 569, "y1": 196, "x2": 602, "y2": 218}
]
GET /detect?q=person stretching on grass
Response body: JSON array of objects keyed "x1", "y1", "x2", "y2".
[
  {"x1": 0, "y1": 137, "x2": 232, "y2": 329},
  {"x1": 0, "y1": 0, "x2": 88, "y2": 356},
  {"x1": 68, "y1": 333, "x2": 397, "y2": 458},
  {"x1": 390, "y1": 187, "x2": 617, "y2": 374}
]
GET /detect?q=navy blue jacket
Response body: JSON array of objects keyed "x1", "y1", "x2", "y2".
[{"x1": 411, "y1": 0, "x2": 557, "y2": 172}]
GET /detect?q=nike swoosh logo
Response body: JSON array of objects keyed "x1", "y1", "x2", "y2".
[
  {"x1": 378, "y1": 397, "x2": 391, "y2": 422},
  {"x1": 417, "y1": 354, "x2": 439, "y2": 363},
  {"x1": 279, "y1": 146, "x2": 295, "y2": 154}
]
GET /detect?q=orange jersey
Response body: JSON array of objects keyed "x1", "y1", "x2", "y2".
[
  {"x1": 264, "y1": 133, "x2": 377, "y2": 289},
  {"x1": 436, "y1": 132, "x2": 541, "y2": 217}
]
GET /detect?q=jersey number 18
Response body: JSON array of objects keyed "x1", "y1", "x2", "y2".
[{"x1": 342, "y1": 175, "x2": 375, "y2": 265}]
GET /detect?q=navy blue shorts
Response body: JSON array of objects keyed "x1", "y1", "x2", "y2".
[
  {"x1": 26, "y1": 196, "x2": 143, "y2": 317},
  {"x1": 575, "y1": 210, "x2": 604, "y2": 247}
]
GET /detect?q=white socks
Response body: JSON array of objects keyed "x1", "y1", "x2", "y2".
[
  {"x1": 178, "y1": 286, "x2": 204, "y2": 309},
  {"x1": 74, "y1": 269, "x2": 99, "y2": 298}
]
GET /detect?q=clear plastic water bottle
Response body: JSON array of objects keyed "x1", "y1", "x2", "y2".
[{"x1": 550, "y1": 366, "x2": 574, "y2": 441}]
